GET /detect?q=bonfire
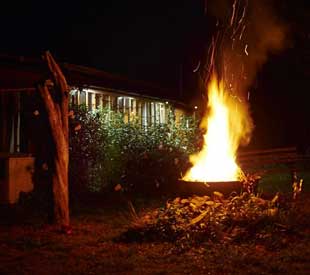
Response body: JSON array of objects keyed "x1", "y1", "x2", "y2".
[{"x1": 119, "y1": 0, "x2": 292, "y2": 251}]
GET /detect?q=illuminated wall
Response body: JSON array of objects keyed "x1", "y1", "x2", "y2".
[{"x1": 69, "y1": 88, "x2": 186, "y2": 127}]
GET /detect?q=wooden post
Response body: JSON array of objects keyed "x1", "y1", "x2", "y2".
[{"x1": 38, "y1": 52, "x2": 70, "y2": 227}]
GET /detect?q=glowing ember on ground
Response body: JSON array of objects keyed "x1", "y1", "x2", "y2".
[{"x1": 183, "y1": 73, "x2": 250, "y2": 182}]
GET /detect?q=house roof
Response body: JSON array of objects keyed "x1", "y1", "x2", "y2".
[
  {"x1": 0, "y1": 55, "x2": 46, "y2": 90},
  {"x1": 0, "y1": 54, "x2": 190, "y2": 110}
]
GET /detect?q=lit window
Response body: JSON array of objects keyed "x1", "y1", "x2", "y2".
[{"x1": 79, "y1": 90, "x2": 86, "y2": 105}]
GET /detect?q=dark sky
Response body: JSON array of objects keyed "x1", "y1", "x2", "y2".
[
  {"x1": 0, "y1": 1, "x2": 308, "y2": 87},
  {"x1": 0, "y1": 0, "x2": 206, "y2": 88},
  {"x1": 1, "y1": 0, "x2": 310, "y2": 149}
]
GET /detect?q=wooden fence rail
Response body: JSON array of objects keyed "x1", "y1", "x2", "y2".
[{"x1": 237, "y1": 146, "x2": 310, "y2": 171}]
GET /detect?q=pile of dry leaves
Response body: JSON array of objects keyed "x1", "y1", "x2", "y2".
[{"x1": 120, "y1": 191, "x2": 299, "y2": 249}]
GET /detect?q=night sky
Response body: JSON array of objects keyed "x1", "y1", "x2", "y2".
[
  {"x1": 1, "y1": 0, "x2": 310, "y2": 149},
  {"x1": 0, "y1": 0, "x2": 206, "y2": 88}
]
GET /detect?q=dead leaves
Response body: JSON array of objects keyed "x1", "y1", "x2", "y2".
[
  {"x1": 189, "y1": 210, "x2": 209, "y2": 226},
  {"x1": 125, "y1": 192, "x2": 289, "y2": 247}
]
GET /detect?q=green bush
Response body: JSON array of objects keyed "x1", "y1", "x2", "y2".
[{"x1": 69, "y1": 105, "x2": 201, "y2": 195}]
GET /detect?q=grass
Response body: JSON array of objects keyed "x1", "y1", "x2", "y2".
[
  {"x1": 258, "y1": 171, "x2": 310, "y2": 193},
  {"x1": 247, "y1": 162, "x2": 310, "y2": 193},
  {"x1": 0, "y1": 167, "x2": 309, "y2": 275},
  {"x1": 1, "y1": 195, "x2": 309, "y2": 275}
]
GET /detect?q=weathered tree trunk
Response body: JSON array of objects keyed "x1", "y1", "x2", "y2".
[{"x1": 38, "y1": 52, "x2": 70, "y2": 227}]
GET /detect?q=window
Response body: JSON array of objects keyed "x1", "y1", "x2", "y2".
[
  {"x1": 116, "y1": 97, "x2": 137, "y2": 123},
  {"x1": 0, "y1": 92, "x2": 21, "y2": 153},
  {"x1": 117, "y1": 97, "x2": 123, "y2": 112},
  {"x1": 95, "y1": 94, "x2": 102, "y2": 109},
  {"x1": 102, "y1": 95, "x2": 111, "y2": 109},
  {"x1": 126, "y1": 97, "x2": 136, "y2": 122},
  {"x1": 70, "y1": 90, "x2": 78, "y2": 105},
  {"x1": 79, "y1": 90, "x2": 86, "y2": 105},
  {"x1": 66, "y1": 88, "x2": 178, "y2": 127},
  {"x1": 87, "y1": 92, "x2": 96, "y2": 111},
  {"x1": 142, "y1": 102, "x2": 148, "y2": 127},
  {"x1": 157, "y1": 102, "x2": 166, "y2": 124},
  {"x1": 150, "y1": 102, "x2": 155, "y2": 124}
]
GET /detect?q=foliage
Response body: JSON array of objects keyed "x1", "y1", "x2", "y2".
[{"x1": 69, "y1": 105, "x2": 201, "y2": 194}]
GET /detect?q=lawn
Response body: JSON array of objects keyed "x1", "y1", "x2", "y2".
[{"x1": 0, "y1": 177, "x2": 309, "y2": 275}]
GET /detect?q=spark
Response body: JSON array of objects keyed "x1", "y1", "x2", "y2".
[
  {"x1": 239, "y1": 25, "x2": 246, "y2": 40},
  {"x1": 238, "y1": 5, "x2": 247, "y2": 25},
  {"x1": 231, "y1": 38, "x2": 235, "y2": 50},
  {"x1": 230, "y1": 0, "x2": 237, "y2": 26},
  {"x1": 193, "y1": 61, "x2": 201, "y2": 73},
  {"x1": 245, "y1": 44, "x2": 249, "y2": 56}
]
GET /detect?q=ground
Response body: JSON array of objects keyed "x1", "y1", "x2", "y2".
[
  {"x1": 1, "y1": 167, "x2": 309, "y2": 275},
  {"x1": 0, "y1": 187, "x2": 309, "y2": 275}
]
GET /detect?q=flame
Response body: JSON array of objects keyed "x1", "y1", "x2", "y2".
[{"x1": 183, "y1": 73, "x2": 250, "y2": 182}]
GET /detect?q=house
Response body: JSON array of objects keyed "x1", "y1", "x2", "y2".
[
  {"x1": 0, "y1": 55, "x2": 194, "y2": 203},
  {"x1": 63, "y1": 62, "x2": 191, "y2": 126}
]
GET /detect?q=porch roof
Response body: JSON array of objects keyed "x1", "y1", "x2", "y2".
[{"x1": 0, "y1": 55, "x2": 189, "y2": 110}]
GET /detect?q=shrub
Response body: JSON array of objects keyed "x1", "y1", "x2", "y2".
[{"x1": 69, "y1": 105, "x2": 201, "y2": 195}]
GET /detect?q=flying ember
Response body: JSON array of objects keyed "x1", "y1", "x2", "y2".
[{"x1": 183, "y1": 73, "x2": 249, "y2": 182}]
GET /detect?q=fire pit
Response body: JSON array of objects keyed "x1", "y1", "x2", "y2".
[{"x1": 178, "y1": 179, "x2": 243, "y2": 197}]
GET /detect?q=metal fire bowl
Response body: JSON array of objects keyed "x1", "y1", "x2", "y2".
[{"x1": 178, "y1": 180, "x2": 243, "y2": 197}]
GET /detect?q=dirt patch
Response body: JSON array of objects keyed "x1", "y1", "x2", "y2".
[{"x1": 0, "y1": 193, "x2": 309, "y2": 275}]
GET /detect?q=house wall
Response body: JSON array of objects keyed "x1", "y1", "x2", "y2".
[
  {"x1": 0, "y1": 87, "x2": 189, "y2": 156},
  {"x1": 0, "y1": 155, "x2": 34, "y2": 204},
  {"x1": 69, "y1": 88, "x2": 187, "y2": 127}
]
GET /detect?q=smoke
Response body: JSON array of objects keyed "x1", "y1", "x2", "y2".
[
  {"x1": 209, "y1": 0, "x2": 287, "y2": 94},
  {"x1": 204, "y1": 0, "x2": 287, "y2": 145},
  {"x1": 232, "y1": 0, "x2": 286, "y2": 93}
]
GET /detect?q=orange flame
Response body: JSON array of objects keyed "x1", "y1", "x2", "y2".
[{"x1": 183, "y1": 73, "x2": 250, "y2": 182}]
